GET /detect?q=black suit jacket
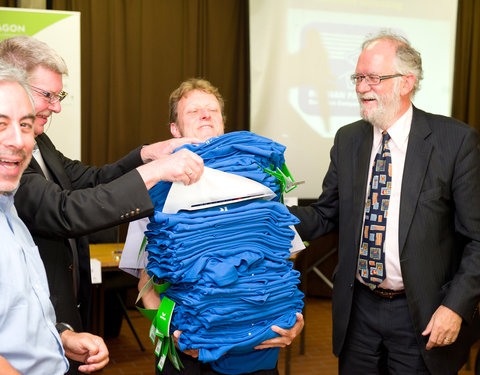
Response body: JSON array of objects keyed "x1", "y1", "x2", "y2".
[
  {"x1": 290, "y1": 107, "x2": 480, "y2": 375},
  {"x1": 14, "y1": 133, "x2": 154, "y2": 331}
]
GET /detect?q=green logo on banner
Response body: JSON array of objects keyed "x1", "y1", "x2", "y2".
[{"x1": 0, "y1": 9, "x2": 71, "y2": 40}]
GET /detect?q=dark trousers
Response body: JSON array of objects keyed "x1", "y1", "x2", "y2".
[
  {"x1": 339, "y1": 281, "x2": 433, "y2": 375},
  {"x1": 155, "y1": 350, "x2": 279, "y2": 375}
]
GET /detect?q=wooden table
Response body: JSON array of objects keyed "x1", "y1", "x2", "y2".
[{"x1": 90, "y1": 242, "x2": 123, "y2": 269}]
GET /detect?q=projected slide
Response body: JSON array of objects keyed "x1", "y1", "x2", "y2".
[{"x1": 250, "y1": 0, "x2": 458, "y2": 198}]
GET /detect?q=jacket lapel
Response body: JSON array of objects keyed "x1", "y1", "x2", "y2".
[
  {"x1": 353, "y1": 122, "x2": 373, "y2": 248},
  {"x1": 398, "y1": 107, "x2": 432, "y2": 254},
  {"x1": 36, "y1": 134, "x2": 72, "y2": 189}
]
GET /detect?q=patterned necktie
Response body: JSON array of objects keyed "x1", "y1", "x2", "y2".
[{"x1": 358, "y1": 131, "x2": 392, "y2": 289}]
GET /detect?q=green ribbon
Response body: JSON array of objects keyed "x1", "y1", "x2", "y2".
[
  {"x1": 264, "y1": 163, "x2": 304, "y2": 202},
  {"x1": 136, "y1": 276, "x2": 183, "y2": 371}
]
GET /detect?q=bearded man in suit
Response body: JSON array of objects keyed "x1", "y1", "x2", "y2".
[{"x1": 289, "y1": 31, "x2": 480, "y2": 375}]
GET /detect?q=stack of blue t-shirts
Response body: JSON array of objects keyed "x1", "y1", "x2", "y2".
[{"x1": 145, "y1": 131, "x2": 304, "y2": 374}]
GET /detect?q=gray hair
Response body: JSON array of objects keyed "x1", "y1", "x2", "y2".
[
  {"x1": 0, "y1": 59, "x2": 35, "y2": 112},
  {"x1": 362, "y1": 30, "x2": 423, "y2": 96},
  {"x1": 0, "y1": 35, "x2": 68, "y2": 76}
]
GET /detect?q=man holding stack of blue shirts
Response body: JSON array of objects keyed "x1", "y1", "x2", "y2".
[{"x1": 138, "y1": 78, "x2": 304, "y2": 375}]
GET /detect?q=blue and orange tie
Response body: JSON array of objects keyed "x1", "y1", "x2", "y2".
[{"x1": 358, "y1": 131, "x2": 392, "y2": 289}]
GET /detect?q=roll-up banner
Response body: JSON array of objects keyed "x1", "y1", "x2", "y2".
[{"x1": 0, "y1": 7, "x2": 81, "y2": 160}]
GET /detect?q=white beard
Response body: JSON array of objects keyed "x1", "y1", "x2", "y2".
[{"x1": 358, "y1": 81, "x2": 401, "y2": 130}]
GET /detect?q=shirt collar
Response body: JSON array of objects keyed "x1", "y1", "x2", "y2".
[
  {"x1": 373, "y1": 104, "x2": 412, "y2": 153},
  {"x1": 0, "y1": 189, "x2": 16, "y2": 211}
]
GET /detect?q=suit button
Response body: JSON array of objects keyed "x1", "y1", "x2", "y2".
[
  {"x1": 130, "y1": 210, "x2": 135, "y2": 216},
  {"x1": 125, "y1": 213, "x2": 130, "y2": 218},
  {"x1": 135, "y1": 208, "x2": 140, "y2": 214},
  {"x1": 120, "y1": 215, "x2": 125, "y2": 220},
  {"x1": 68, "y1": 264, "x2": 73, "y2": 271}
]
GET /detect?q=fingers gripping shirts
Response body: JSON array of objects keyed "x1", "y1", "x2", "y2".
[{"x1": 145, "y1": 131, "x2": 304, "y2": 374}]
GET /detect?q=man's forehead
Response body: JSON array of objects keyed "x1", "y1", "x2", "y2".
[
  {"x1": 182, "y1": 90, "x2": 219, "y2": 105},
  {"x1": 0, "y1": 81, "x2": 33, "y2": 109},
  {"x1": 29, "y1": 65, "x2": 63, "y2": 88},
  {"x1": 357, "y1": 43, "x2": 396, "y2": 72}
]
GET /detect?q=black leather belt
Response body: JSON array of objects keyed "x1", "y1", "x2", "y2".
[{"x1": 356, "y1": 280, "x2": 405, "y2": 299}]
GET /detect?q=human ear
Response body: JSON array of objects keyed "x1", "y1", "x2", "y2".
[
  {"x1": 170, "y1": 122, "x2": 182, "y2": 138},
  {"x1": 400, "y1": 74, "x2": 416, "y2": 96}
]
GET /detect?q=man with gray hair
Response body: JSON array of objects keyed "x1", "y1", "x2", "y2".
[
  {"x1": 0, "y1": 35, "x2": 204, "y2": 373},
  {"x1": 0, "y1": 60, "x2": 109, "y2": 375},
  {"x1": 289, "y1": 31, "x2": 480, "y2": 374}
]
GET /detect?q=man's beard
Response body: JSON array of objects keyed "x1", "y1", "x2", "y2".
[{"x1": 358, "y1": 82, "x2": 401, "y2": 130}]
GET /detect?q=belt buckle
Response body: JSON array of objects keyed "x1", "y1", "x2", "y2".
[{"x1": 373, "y1": 287, "x2": 404, "y2": 299}]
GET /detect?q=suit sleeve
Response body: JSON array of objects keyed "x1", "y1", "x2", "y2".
[
  {"x1": 14, "y1": 142, "x2": 154, "y2": 238},
  {"x1": 43, "y1": 133, "x2": 146, "y2": 188},
  {"x1": 288, "y1": 132, "x2": 340, "y2": 240},
  {"x1": 442, "y1": 127, "x2": 480, "y2": 322}
]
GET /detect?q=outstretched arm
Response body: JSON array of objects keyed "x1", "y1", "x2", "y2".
[{"x1": 140, "y1": 137, "x2": 202, "y2": 163}]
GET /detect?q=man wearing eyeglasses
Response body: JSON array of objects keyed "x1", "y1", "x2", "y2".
[
  {"x1": 0, "y1": 35, "x2": 204, "y2": 374},
  {"x1": 289, "y1": 31, "x2": 480, "y2": 375}
]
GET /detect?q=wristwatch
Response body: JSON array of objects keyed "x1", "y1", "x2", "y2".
[{"x1": 55, "y1": 322, "x2": 75, "y2": 335}]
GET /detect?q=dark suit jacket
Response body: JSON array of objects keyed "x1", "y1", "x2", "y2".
[
  {"x1": 14, "y1": 133, "x2": 154, "y2": 331},
  {"x1": 289, "y1": 106, "x2": 480, "y2": 375}
]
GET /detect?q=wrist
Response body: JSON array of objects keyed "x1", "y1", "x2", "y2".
[
  {"x1": 56, "y1": 322, "x2": 75, "y2": 337},
  {"x1": 140, "y1": 144, "x2": 152, "y2": 163}
]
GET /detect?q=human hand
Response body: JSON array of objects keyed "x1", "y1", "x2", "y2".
[
  {"x1": 137, "y1": 148, "x2": 204, "y2": 189},
  {"x1": 254, "y1": 312, "x2": 304, "y2": 349},
  {"x1": 61, "y1": 331, "x2": 109, "y2": 373},
  {"x1": 138, "y1": 270, "x2": 161, "y2": 310},
  {"x1": 422, "y1": 305, "x2": 462, "y2": 350},
  {"x1": 140, "y1": 137, "x2": 202, "y2": 163},
  {"x1": 173, "y1": 330, "x2": 199, "y2": 358}
]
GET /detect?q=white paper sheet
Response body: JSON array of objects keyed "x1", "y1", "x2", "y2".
[{"x1": 119, "y1": 217, "x2": 149, "y2": 277}]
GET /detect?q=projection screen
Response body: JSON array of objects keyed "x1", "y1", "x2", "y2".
[{"x1": 249, "y1": 0, "x2": 458, "y2": 199}]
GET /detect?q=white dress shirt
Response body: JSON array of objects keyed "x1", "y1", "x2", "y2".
[{"x1": 32, "y1": 142, "x2": 53, "y2": 180}]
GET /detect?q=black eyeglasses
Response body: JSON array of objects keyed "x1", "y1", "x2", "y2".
[
  {"x1": 30, "y1": 85, "x2": 68, "y2": 104},
  {"x1": 350, "y1": 74, "x2": 403, "y2": 86}
]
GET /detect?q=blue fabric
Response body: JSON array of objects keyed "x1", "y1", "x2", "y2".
[
  {"x1": 145, "y1": 131, "x2": 303, "y2": 374},
  {"x1": 0, "y1": 192, "x2": 68, "y2": 375}
]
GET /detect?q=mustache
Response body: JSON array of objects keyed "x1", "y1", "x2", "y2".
[
  {"x1": 357, "y1": 92, "x2": 379, "y2": 101},
  {"x1": 0, "y1": 149, "x2": 29, "y2": 161}
]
